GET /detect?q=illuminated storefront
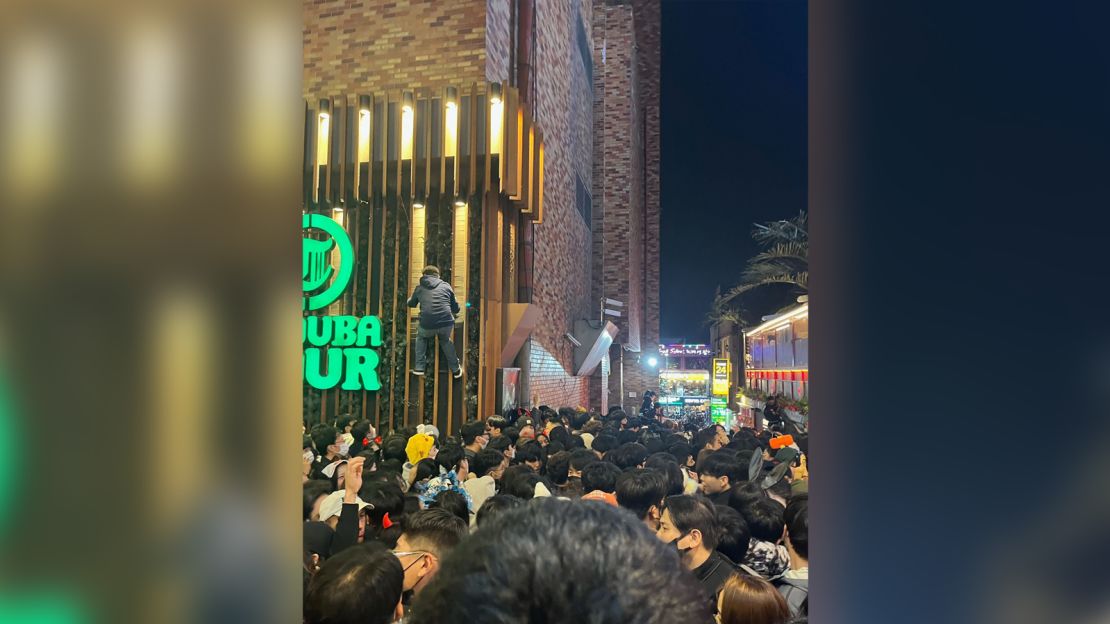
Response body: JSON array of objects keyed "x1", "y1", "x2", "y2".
[
  {"x1": 656, "y1": 370, "x2": 711, "y2": 418},
  {"x1": 743, "y1": 303, "x2": 809, "y2": 400}
]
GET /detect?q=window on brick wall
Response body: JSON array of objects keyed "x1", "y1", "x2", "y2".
[
  {"x1": 575, "y1": 3, "x2": 593, "y2": 85},
  {"x1": 576, "y1": 173, "x2": 592, "y2": 228}
]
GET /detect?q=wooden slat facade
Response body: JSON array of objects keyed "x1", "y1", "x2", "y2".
[{"x1": 303, "y1": 84, "x2": 544, "y2": 434}]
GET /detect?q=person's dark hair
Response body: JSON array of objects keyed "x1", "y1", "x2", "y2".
[
  {"x1": 592, "y1": 433, "x2": 619, "y2": 455},
  {"x1": 693, "y1": 427, "x2": 718, "y2": 453},
  {"x1": 377, "y1": 458, "x2": 403, "y2": 476},
  {"x1": 557, "y1": 406, "x2": 577, "y2": 424},
  {"x1": 381, "y1": 436, "x2": 408, "y2": 463},
  {"x1": 783, "y1": 495, "x2": 808, "y2": 559},
  {"x1": 487, "y1": 435, "x2": 513, "y2": 454},
  {"x1": 569, "y1": 448, "x2": 600, "y2": 473},
  {"x1": 616, "y1": 469, "x2": 669, "y2": 521},
  {"x1": 546, "y1": 440, "x2": 566, "y2": 455},
  {"x1": 411, "y1": 458, "x2": 440, "y2": 485},
  {"x1": 472, "y1": 449, "x2": 506, "y2": 478},
  {"x1": 668, "y1": 442, "x2": 694, "y2": 466},
  {"x1": 303, "y1": 434, "x2": 314, "y2": 451},
  {"x1": 581, "y1": 461, "x2": 622, "y2": 494},
  {"x1": 431, "y1": 490, "x2": 470, "y2": 525},
  {"x1": 644, "y1": 453, "x2": 684, "y2": 496},
  {"x1": 569, "y1": 410, "x2": 590, "y2": 431},
  {"x1": 502, "y1": 425, "x2": 520, "y2": 443},
  {"x1": 359, "y1": 481, "x2": 406, "y2": 547},
  {"x1": 436, "y1": 444, "x2": 466, "y2": 473},
  {"x1": 643, "y1": 434, "x2": 666, "y2": 455},
  {"x1": 545, "y1": 451, "x2": 572, "y2": 485},
  {"x1": 311, "y1": 424, "x2": 339, "y2": 456},
  {"x1": 662, "y1": 495, "x2": 720, "y2": 550},
  {"x1": 727, "y1": 481, "x2": 768, "y2": 514},
  {"x1": 408, "y1": 499, "x2": 713, "y2": 624},
  {"x1": 349, "y1": 421, "x2": 372, "y2": 456},
  {"x1": 714, "y1": 505, "x2": 752, "y2": 564},
  {"x1": 474, "y1": 494, "x2": 525, "y2": 528},
  {"x1": 549, "y1": 425, "x2": 574, "y2": 448},
  {"x1": 516, "y1": 440, "x2": 543, "y2": 466},
  {"x1": 402, "y1": 508, "x2": 468, "y2": 558},
  {"x1": 486, "y1": 416, "x2": 508, "y2": 433},
  {"x1": 617, "y1": 429, "x2": 639, "y2": 445},
  {"x1": 502, "y1": 464, "x2": 535, "y2": 490},
  {"x1": 304, "y1": 542, "x2": 403, "y2": 624},
  {"x1": 610, "y1": 443, "x2": 649, "y2": 470},
  {"x1": 701, "y1": 452, "x2": 743, "y2": 484},
  {"x1": 767, "y1": 475, "x2": 792, "y2": 502},
  {"x1": 742, "y1": 498, "x2": 786, "y2": 543},
  {"x1": 461, "y1": 420, "x2": 487, "y2": 445},
  {"x1": 505, "y1": 470, "x2": 550, "y2": 500},
  {"x1": 303, "y1": 479, "x2": 332, "y2": 521},
  {"x1": 422, "y1": 265, "x2": 440, "y2": 276}
]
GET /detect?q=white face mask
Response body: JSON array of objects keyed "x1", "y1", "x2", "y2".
[
  {"x1": 302, "y1": 449, "x2": 315, "y2": 463},
  {"x1": 337, "y1": 443, "x2": 350, "y2": 456}
]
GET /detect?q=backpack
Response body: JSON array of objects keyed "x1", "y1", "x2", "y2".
[{"x1": 776, "y1": 577, "x2": 809, "y2": 617}]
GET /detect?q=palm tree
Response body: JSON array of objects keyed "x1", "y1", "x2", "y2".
[{"x1": 709, "y1": 211, "x2": 808, "y2": 323}]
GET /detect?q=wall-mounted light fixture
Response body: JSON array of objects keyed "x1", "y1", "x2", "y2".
[
  {"x1": 444, "y1": 86, "x2": 458, "y2": 159},
  {"x1": 401, "y1": 90, "x2": 414, "y2": 160},
  {"x1": 316, "y1": 98, "x2": 331, "y2": 168},
  {"x1": 489, "y1": 83, "x2": 503, "y2": 156},
  {"x1": 357, "y1": 95, "x2": 371, "y2": 164}
]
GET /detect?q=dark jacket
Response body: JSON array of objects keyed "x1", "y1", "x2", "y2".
[
  {"x1": 407, "y1": 275, "x2": 461, "y2": 329},
  {"x1": 693, "y1": 550, "x2": 739, "y2": 610},
  {"x1": 775, "y1": 576, "x2": 809, "y2": 617}
]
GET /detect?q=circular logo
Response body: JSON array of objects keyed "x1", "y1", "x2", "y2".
[{"x1": 303, "y1": 213, "x2": 354, "y2": 311}]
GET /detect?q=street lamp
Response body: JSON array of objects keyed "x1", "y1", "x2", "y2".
[{"x1": 647, "y1": 356, "x2": 659, "y2": 368}]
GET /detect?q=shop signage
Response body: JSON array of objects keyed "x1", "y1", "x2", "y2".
[
  {"x1": 712, "y1": 358, "x2": 729, "y2": 397},
  {"x1": 303, "y1": 214, "x2": 382, "y2": 391},
  {"x1": 659, "y1": 344, "x2": 713, "y2": 357}
]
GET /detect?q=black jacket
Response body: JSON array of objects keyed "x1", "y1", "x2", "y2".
[
  {"x1": 694, "y1": 550, "x2": 739, "y2": 604},
  {"x1": 407, "y1": 275, "x2": 461, "y2": 329}
]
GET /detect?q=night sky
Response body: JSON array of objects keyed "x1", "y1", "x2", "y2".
[{"x1": 660, "y1": 0, "x2": 807, "y2": 342}]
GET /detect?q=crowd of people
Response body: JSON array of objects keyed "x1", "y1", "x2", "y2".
[{"x1": 302, "y1": 399, "x2": 809, "y2": 623}]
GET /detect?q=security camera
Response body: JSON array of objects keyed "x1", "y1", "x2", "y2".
[{"x1": 564, "y1": 333, "x2": 582, "y2": 348}]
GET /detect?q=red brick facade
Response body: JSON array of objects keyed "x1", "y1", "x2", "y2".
[
  {"x1": 525, "y1": 0, "x2": 594, "y2": 409},
  {"x1": 591, "y1": 0, "x2": 661, "y2": 410}
]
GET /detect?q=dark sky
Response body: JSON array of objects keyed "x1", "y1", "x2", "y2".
[{"x1": 660, "y1": 0, "x2": 807, "y2": 343}]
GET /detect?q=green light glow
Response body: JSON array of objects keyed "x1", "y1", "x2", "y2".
[{"x1": 303, "y1": 213, "x2": 354, "y2": 311}]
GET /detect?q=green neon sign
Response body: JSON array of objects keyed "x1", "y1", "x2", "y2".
[
  {"x1": 303, "y1": 213, "x2": 382, "y2": 391},
  {"x1": 303, "y1": 213, "x2": 354, "y2": 312}
]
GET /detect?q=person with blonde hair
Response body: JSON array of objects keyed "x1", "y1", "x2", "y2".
[{"x1": 716, "y1": 573, "x2": 791, "y2": 624}]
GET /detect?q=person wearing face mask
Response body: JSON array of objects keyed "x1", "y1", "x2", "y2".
[
  {"x1": 460, "y1": 420, "x2": 488, "y2": 463},
  {"x1": 462, "y1": 449, "x2": 507, "y2": 518},
  {"x1": 310, "y1": 424, "x2": 347, "y2": 480},
  {"x1": 392, "y1": 508, "x2": 468, "y2": 619},
  {"x1": 656, "y1": 495, "x2": 738, "y2": 608}
]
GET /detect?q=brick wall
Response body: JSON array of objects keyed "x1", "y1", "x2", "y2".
[
  {"x1": 303, "y1": 0, "x2": 488, "y2": 97},
  {"x1": 633, "y1": 0, "x2": 661, "y2": 347},
  {"x1": 591, "y1": 0, "x2": 660, "y2": 409},
  {"x1": 485, "y1": 0, "x2": 511, "y2": 83},
  {"x1": 592, "y1": 2, "x2": 640, "y2": 348},
  {"x1": 522, "y1": 0, "x2": 594, "y2": 409}
]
